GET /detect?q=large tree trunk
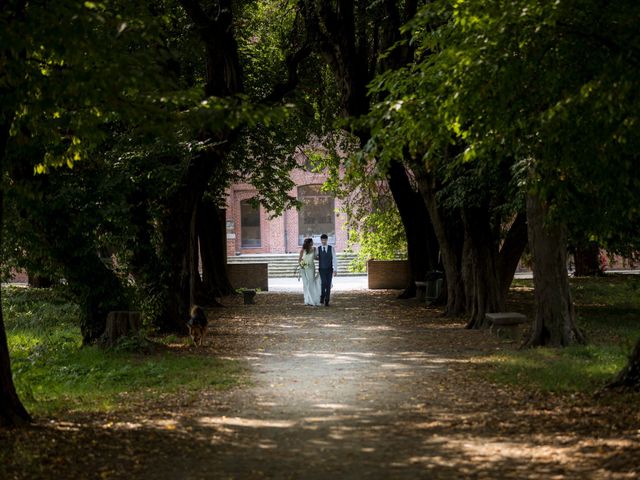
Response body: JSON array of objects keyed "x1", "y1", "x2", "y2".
[
  {"x1": 465, "y1": 210, "x2": 529, "y2": 329},
  {"x1": 155, "y1": 200, "x2": 196, "y2": 333},
  {"x1": 607, "y1": 337, "x2": 640, "y2": 390},
  {"x1": 154, "y1": 151, "x2": 224, "y2": 333},
  {"x1": 416, "y1": 172, "x2": 466, "y2": 316},
  {"x1": 147, "y1": 0, "x2": 243, "y2": 331},
  {"x1": 387, "y1": 160, "x2": 439, "y2": 299},
  {"x1": 198, "y1": 199, "x2": 234, "y2": 301},
  {"x1": 0, "y1": 187, "x2": 32, "y2": 427},
  {"x1": 462, "y1": 206, "x2": 503, "y2": 329},
  {"x1": 525, "y1": 193, "x2": 585, "y2": 347}
]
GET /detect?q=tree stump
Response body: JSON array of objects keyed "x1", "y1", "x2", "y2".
[
  {"x1": 242, "y1": 289, "x2": 256, "y2": 305},
  {"x1": 101, "y1": 311, "x2": 142, "y2": 346}
]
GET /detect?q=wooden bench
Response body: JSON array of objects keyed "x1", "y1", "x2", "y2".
[{"x1": 486, "y1": 312, "x2": 528, "y2": 340}]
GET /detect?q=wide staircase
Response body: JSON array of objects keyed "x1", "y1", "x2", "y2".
[{"x1": 227, "y1": 253, "x2": 362, "y2": 278}]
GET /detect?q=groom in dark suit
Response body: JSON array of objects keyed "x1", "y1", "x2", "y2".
[{"x1": 316, "y1": 233, "x2": 337, "y2": 306}]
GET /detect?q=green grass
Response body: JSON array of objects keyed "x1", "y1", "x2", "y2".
[
  {"x1": 3, "y1": 286, "x2": 245, "y2": 416},
  {"x1": 485, "y1": 275, "x2": 640, "y2": 393}
]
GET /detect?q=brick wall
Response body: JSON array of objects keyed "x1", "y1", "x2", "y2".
[
  {"x1": 226, "y1": 263, "x2": 269, "y2": 291},
  {"x1": 367, "y1": 260, "x2": 411, "y2": 289},
  {"x1": 225, "y1": 155, "x2": 353, "y2": 255}
]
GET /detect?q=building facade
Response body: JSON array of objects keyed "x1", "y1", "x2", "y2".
[{"x1": 225, "y1": 167, "x2": 351, "y2": 255}]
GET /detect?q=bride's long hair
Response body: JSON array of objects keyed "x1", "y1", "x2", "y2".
[{"x1": 303, "y1": 238, "x2": 314, "y2": 253}]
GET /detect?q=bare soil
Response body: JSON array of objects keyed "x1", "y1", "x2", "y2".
[{"x1": 1, "y1": 290, "x2": 639, "y2": 479}]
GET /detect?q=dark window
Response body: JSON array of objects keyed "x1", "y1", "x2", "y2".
[
  {"x1": 240, "y1": 200, "x2": 261, "y2": 247},
  {"x1": 298, "y1": 185, "x2": 336, "y2": 245}
]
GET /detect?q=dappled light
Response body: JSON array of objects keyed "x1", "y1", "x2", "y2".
[{"x1": 3, "y1": 290, "x2": 637, "y2": 478}]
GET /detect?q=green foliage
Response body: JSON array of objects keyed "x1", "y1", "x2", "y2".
[
  {"x1": 1, "y1": 0, "x2": 322, "y2": 324},
  {"x1": 312, "y1": 131, "x2": 409, "y2": 271},
  {"x1": 3, "y1": 286, "x2": 245, "y2": 415},
  {"x1": 372, "y1": 0, "x2": 640, "y2": 252},
  {"x1": 361, "y1": 0, "x2": 640, "y2": 268},
  {"x1": 347, "y1": 209, "x2": 407, "y2": 272},
  {"x1": 485, "y1": 276, "x2": 640, "y2": 392}
]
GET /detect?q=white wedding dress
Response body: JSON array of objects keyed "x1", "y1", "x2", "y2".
[{"x1": 300, "y1": 249, "x2": 322, "y2": 306}]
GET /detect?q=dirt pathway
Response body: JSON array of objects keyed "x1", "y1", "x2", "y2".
[{"x1": 2, "y1": 290, "x2": 639, "y2": 479}]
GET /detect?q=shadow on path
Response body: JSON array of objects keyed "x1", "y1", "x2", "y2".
[{"x1": 2, "y1": 291, "x2": 639, "y2": 479}]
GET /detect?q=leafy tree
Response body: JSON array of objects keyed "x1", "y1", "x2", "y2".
[
  {"x1": 359, "y1": 4, "x2": 528, "y2": 324},
  {"x1": 0, "y1": 0, "x2": 172, "y2": 427},
  {"x1": 0, "y1": 0, "x2": 319, "y2": 425},
  {"x1": 298, "y1": 0, "x2": 442, "y2": 298},
  {"x1": 369, "y1": 0, "x2": 639, "y2": 347}
]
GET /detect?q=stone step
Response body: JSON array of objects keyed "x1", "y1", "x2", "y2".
[{"x1": 227, "y1": 253, "x2": 362, "y2": 278}]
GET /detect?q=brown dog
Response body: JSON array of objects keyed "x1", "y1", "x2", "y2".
[{"x1": 187, "y1": 305, "x2": 208, "y2": 346}]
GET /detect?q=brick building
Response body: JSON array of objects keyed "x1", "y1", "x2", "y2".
[{"x1": 225, "y1": 162, "x2": 352, "y2": 256}]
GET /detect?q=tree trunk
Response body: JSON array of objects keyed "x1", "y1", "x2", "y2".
[
  {"x1": 463, "y1": 206, "x2": 503, "y2": 329},
  {"x1": 525, "y1": 193, "x2": 585, "y2": 347},
  {"x1": 154, "y1": 152, "x2": 224, "y2": 333},
  {"x1": 189, "y1": 202, "x2": 199, "y2": 308},
  {"x1": 416, "y1": 172, "x2": 466, "y2": 316},
  {"x1": 497, "y1": 212, "x2": 529, "y2": 298},
  {"x1": 0, "y1": 189, "x2": 32, "y2": 427},
  {"x1": 198, "y1": 200, "x2": 234, "y2": 301},
  {"x1": 155, "y1": 203, "x2": 193, "y2": 333},
  {"x1": 387, "y1": 160, "x2": 439, "y2": 299},
  {"x1": 150, "y1": 0, "x2": 242, "y2": 330},
  {"x1": 464, "y1": 210, "x2": 528, "y2": 329},
  {"x1": 606, "y1": 337, "x2": 640, "y2": 390},
  {"x1": 63, "y1": 251, "x2": 129, "y2": 345},
  {"x1": 573, "y1": 242, "x2": 602, "y2": 276}
]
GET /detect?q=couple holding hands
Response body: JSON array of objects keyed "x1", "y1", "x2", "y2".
[{"x1": 298, "y1": 234, "x2": 337, "y2": 307}]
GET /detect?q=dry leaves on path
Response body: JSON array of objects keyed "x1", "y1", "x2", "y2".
[{"x1": 1, "y1": 290, "x2": 639, "y2": 479}]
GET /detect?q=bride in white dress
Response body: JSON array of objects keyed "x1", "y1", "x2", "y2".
[{"x1": 299, "y1": 238, "x2": 322, "y2": 306}]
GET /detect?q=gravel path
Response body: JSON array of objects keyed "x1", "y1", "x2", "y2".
[{"x1": 2, "y1": 290, "x2": 638, "y2": 479}]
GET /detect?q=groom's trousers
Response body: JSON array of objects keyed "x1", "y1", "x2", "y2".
[{"x1": 319, "y1": 268, "x2": 333, "y2": 305}]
